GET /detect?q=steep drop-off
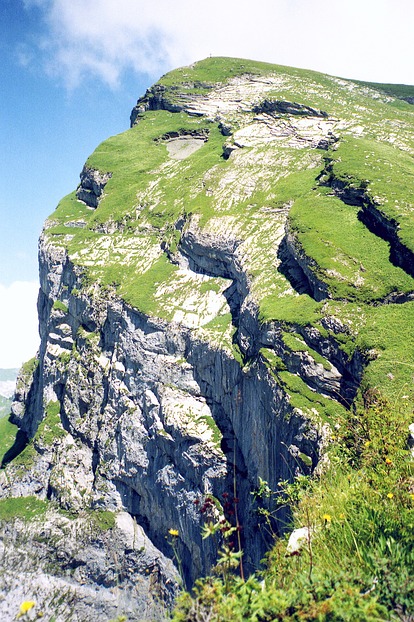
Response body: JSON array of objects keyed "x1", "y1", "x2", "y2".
[{"x1": 2, "y1": 57, "x2": 414, "y2": 621}]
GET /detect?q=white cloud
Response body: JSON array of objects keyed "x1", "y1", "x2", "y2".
[
  {"x1": 0, "y1": 282, "x2": 40, "y2": 369},
  {"x1": 25, "y1": 0, "x2": 414, "y2": 89}
]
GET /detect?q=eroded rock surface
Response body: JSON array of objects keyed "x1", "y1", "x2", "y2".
[
  {"x1": 3, "y1": 56, "x2": 414, "y2": 621},
  {"x1": 76, "y1": 166, "x2": 112, "y2": 208},
  {"x1": 0, "y1": 509, "x2": 179, "y2": 622}
]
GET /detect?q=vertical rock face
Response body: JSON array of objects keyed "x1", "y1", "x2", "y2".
[
  {"x1": 3, "y1": 57, "x2": 414, "y2": 619},
  {"x1": 10, "y1": 237, "x2": 323, "y2": 584}
]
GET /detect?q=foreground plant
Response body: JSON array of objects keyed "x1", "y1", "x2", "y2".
[{"x1": 172, "y1": 395, "x2": 414, "y2": 621}]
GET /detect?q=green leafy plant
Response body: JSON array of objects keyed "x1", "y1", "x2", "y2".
[{"x1": 173, "y1": 394, "x2": 414, "y2": 620}]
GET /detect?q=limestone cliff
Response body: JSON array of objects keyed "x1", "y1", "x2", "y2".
[{"x1": 2, "y1": 57, "x2": 414, "y2": 621}]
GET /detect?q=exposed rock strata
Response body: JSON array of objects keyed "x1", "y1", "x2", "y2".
[
  {"x1": 8, "y1": 234, "x2": 325, "y2": 586},
  {"x1": 253, "y1": 99, "x2": 328, "y2": 118},
  {"x1": 3, "y1": 57, "x2": 414, "y2": 621}
]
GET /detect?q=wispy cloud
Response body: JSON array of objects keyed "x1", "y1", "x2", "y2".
[
  {"x1": 24, "y1": 0, "x2": 190, "y2": 88},
  {"x1": 23, "y1": 0, "x2": 414, "y2": 89},
  {"x1": 0, "y1": 282, "x2": 39, "y2": 369}
]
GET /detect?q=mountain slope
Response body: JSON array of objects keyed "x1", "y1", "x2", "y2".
[{"x1": 2, "y1": 57, "x2": 414, "y2": 620}]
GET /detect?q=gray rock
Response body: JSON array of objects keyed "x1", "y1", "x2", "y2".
[
  {"x1": 76, "y1": 166, "x2": 112, "y2": 208},
  {"x1": 0, "y1": 509, "x2": 179, "y2": 621}
]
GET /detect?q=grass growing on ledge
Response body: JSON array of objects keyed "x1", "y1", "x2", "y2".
[
  {"x1": 0, "y1": 497, "x2": 48, "y2": 522},
  {"x1": 7, "y1": 400, "x2": 66, "y2": 470},
  {"x1": 172, "y1": 395, "x2": 414, "y2": 621},
  {"x1": 258, "y1": 293, "x2": 323, "y2": 326},
  {"x1": 52, "y1": 300, "x2": 68, "y2": 313},
  {"x1": 328, "y1": 137, "x2": 414, "y2": 254},
  {"x1": 278, "y1": 370, "x2": 346, "y2": 422},
  {"x1": 88, "y1": 509, "x2": 116, "y2": 531},
  {"x1": 288, "y1": 191, "x2": 414, "y2": 303},
  {"x1": 282, "y1": 331, "x2": 332, "y2": 371},
  {"x1": 16, "y1": 357, "x2": 39, "y2": 393}
]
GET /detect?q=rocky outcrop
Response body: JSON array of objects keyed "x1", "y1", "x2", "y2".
[
  {"x1": 0, "y1": 509, "x2": 179, "y2": 622},
  {"x1": 253, "y1": 99, "x2": 328, "y2": 118},
  {"x1": 76, "y1": 166, "x2": 112, "y2": 208},
  {"x1": 7, "y1": 233, "x2": 323, "y2": 588},
  {"x1": 130, "y1": 83, "x2": 213, "y2": 125}
]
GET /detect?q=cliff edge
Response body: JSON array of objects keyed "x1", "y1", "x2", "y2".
[{"x1": 2, "y1": 57, "x2": 414, "y2": 621}]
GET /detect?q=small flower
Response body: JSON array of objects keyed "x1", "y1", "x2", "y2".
[
  {"x1": 364, "y1": 441, "x2": 371, "y2": 447},
  {"x1": 322, "y1": 513, "x2": 332, "y2": 523},
  {"x1": 339, "y1": 513, "x2": 345, "y2": 520},
  {"x1": 385, "y1": 458, "x2": 392, "y2": 465},
  {"x1": 410, "y1": 493, "x2": 414, "y2": 501},
  {"x1": 17, "y1": 601, "x2": 35, "y2": 617},
  {"x1": 168, "y1": 528, "x2": 179, "y2": 537},
  {"x1": 387, "y1": 493, "x2": 394, "y2": 499}
]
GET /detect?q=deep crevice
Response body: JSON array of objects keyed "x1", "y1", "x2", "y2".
[
  {"x1": 277, "y1": 236, "x2": 314, "y2": 297},
  {"x1": 177, "y1": 237, "x2": 246, "y2": 347},
  {"x1": 113, "y1": 478, "x2": 193, "y2": 589},
  {"x1": 320, "y1": 161, "x2": 414, "y2": 280}
]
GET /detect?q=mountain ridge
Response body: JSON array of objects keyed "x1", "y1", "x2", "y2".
[{"x1": 1, "y1": 57, "x2": 414, "y2": 620}]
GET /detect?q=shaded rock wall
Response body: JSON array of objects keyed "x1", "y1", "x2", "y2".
[{"x1": 10, "y1": 232, "x2": 328, "y2": 585}]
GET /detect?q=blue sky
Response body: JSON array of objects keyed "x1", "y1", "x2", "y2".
[{"x1": 1, "y1": 0, "x2": 413, "y2": 368}]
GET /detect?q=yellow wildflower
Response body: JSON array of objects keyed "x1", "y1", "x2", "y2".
[
  {"x1": 387, "y1": 493, "x2": 394, "y2": 499},
  {"x1": 322, "y1": 513, "x2": 332, "y2": 523},
  {"x1": 410, "y1": 494, "x2": 414, "y2": 501},
  {"x1": 17, "y1": 601, "x2": 35, "y2": 617},
  {"x1": 385, "y1": 458, "x2": 392, "y2": 465},
  {"x1": 168, "y1": 528, "x2": 179, "y2": 537},
  {"x1": 364, "y1": 441, "x2": 371, "y2": 447}
]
